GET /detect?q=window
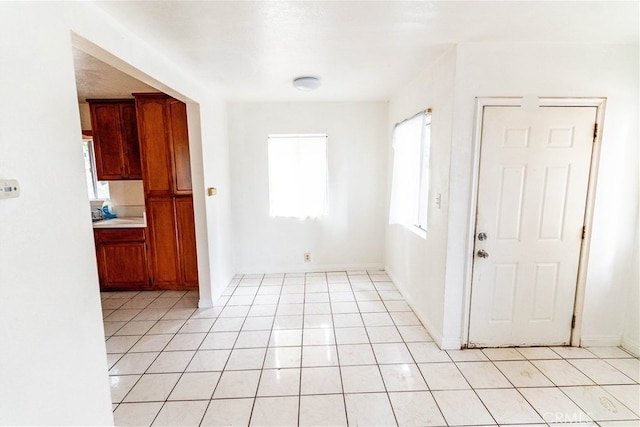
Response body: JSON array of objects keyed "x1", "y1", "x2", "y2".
[
  {"x1": 268, "y1": 134, "x2": 328, "y2": 218},
  {"x1": 389, "y1": 111, "x2": 431, "y2": 234},
  {"x1": 82, "y1": 139, "x2": 110, "y2": 200}
]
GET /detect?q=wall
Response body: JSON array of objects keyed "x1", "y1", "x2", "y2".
[
  {"x1": 0, "y1": 2, "x2": 235, "y2": 423},
  {"x1": 191, "y1": 100, "x2": 235, "y2": 306},
  {"x1": 0, "y1": 4, "x2": 113, "y2": 424},
  {"x1": 79, "y1": 102, "x2": 92, "y2": 129},
  {"x1": 623, "y1": 215, "x2": 639, "y2": 355},
  {"x1": 384, "y1": 43, "x2": 638, "y2": 350},
  {"x1": 385, "y1": 46, "x2": 457, "y2": 347},
  {"x1": 108, "y1": 181, "x2": 144, "y2": 207},
  {"x1": 445, "y1": 43, "x2": 639, "y2": 348},
  {"x1": 229, "y1": 102, "x2": 388, "y2": 273}
]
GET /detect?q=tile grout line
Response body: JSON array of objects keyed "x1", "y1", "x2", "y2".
[
  {"x1": 103, "y1": 273, "x2": 640, "y2": 426},
  {"x1": 115, "y1": 291, "x2": 198, "y2": 409},
  {"x1": 111, "y1": 290, "x2": 181, "y2": 409},
  {"x1": 367, "y1": 270, "x2": 403, "y2": 427},
  {"x1": 198, "y1": 273, "x2": 250, "y2": 423},
  {"x1": 157, "y1": 289, "x2": 231, "y2": 426},
  {"x1": 327, "y1": 271, "x2": 350, "y2": 426},
  {"x1": 378, "y1": 271, "x2": 451, "y2": 426}
]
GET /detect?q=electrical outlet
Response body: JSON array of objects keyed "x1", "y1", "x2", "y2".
[{"x1": 304, "y1": 252, "x2": 311, "y2": 262}]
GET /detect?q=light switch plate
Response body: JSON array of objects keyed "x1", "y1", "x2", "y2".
[{"x1": 0, "y1": 179, "x2": 20, "y2": 199}]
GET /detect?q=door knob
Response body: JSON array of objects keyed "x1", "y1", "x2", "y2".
[
  {"x1": 477, "y1": 232, "x2": 487, "y2": 241},
  {"x1": 477, "y1": 249, "x2": 489, "y2": 258}
]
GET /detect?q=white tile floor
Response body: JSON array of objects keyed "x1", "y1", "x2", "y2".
[{"x1": 102, "y1": 271, "x2": 640, "y2": 426}]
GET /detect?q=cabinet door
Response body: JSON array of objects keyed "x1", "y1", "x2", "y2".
[
  {"x1": 168, "y1": 100, "x2": 193, "y2": 193},
  {"x1": 120, "y1": 102, "x2": 142, "y2": 179},
  {"x1": 96, "y1": 241, "x2": 150, "y2": 290},
  {"x1": 146, "y1": 197, "x2": 181, "y2": 287},
  {"x1": 175, "y1": 196, "x2": 199, "y2": 287},
  {"x1": 90, "y1": 103, "x2": 124, "y2": 180},
  {"x1": 136, "y1": 97, "x2": 172, "y2": 195}
]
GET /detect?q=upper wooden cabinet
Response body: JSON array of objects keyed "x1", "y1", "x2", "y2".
[
  {"x1": 134, "y1": 94, "x2": 193, "y2": 196},
  {"x1": 168, "y1": 99, "x2": 193, "y2": 193},
  {"x1": 88, "y1": 99, "x2": 142, "y2": 180}
]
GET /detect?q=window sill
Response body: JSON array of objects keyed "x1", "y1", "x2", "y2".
[{"x1": 410, "y1": 224, "x2": 427, "y2": 239}]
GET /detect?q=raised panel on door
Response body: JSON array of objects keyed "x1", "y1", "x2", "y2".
[
  {"x1": 136, "y1": 97, "x2": 172, "y2": 195},
  {"x1": 146, "y1": 197, "x2": 180, "y2": 287},
  {"x1": 90, "y1": 103, "x2": 124, "y2": 180},
  {"x1": 469, "y1": 105, "x2": 596, "y2": 347},
  {"x1": 168, "y1": 99, "x2": 193, "y2": 194},
  {"x1": 175, "y1": 196, "x2": 199, "y2": 288},
  {"x1": 120, "y1": 102, "x2": 142, "y2": 179},
  {"x1": 96, "y1": 242, "x2": 150, "y2": 290}
]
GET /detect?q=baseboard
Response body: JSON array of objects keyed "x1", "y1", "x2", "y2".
[
  {"x1": 386, "y1": 266, "x2": 454, "y2": 350},
  {"x1": 440, "y1": 337, "x2": 463, "y2": 350},
  {"x1": 238, "y1": 263, "x2": 385, "y2": 275},
  {"x1": 198, "y1": 298, "x2": 213, "y2": 308},
  {"x1": 621, "y1": 335, "x2": 640, "y2": 357},
  {"x1": 202, "y1": 271, "x2": 238, "y2": 308},
  {"x1": 580, "y1": 334, "x2": 622, "y2": 348}
]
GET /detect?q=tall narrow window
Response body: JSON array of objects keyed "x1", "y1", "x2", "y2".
[
  {"x1": 268, "y1": 134, "x2": 328, "y2": 218},
  {"x1": 82, "y1": 139, "x2": 110, "y2": 200},
  {"x1": 389, "y1": 111, "x2": 431, "y2": 234}
]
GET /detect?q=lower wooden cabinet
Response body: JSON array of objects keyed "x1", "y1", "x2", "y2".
[
  {"x1": 146, "y1": 195, "x2": 199, "y2": 290},
  {"x1": 93, "y1": 209, "x2": 197, "y2": 291},
  {"x1": 94, "y1": 228, "x2": 151, "y2": 291},
  {"x1": 146, "y1": 198, "x2": 180, "y2": 287},
  {"x1": 175, "y1": 197, "x2": 199, "y2": 288}
]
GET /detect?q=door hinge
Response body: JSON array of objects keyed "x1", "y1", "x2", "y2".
[
  {"x1": 581, "y1": 226, "x2": 586, "y2": 240},
  {"x1": 593, "y1": 123, "x2": 598, "y2": 143},
  {"x1": 571, "y1": 315, "x2": 576, "y2": 329}
]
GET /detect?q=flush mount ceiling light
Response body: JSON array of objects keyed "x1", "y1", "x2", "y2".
[{"x1": 293, "y1": 76, "x2": 321, "y2": 91}]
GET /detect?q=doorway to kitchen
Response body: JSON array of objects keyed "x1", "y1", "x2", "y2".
[{"x1": 71, "y1": 38, "x2": 206, "y2": 301}]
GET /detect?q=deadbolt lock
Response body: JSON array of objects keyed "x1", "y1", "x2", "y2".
[{"x1": 477, "y1": 232, "x2": 487, "y2": 241}]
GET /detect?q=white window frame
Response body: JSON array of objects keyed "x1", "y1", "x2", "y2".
[
  {"x1": 389, "y1": 110, "x2": 431, "y2": 236},
  {"x1": 416, "y1": 113, "x2": 431, "y2": 231},
  {"x1": 82, "y1": 139, "x2": 109, "y2": 201}
]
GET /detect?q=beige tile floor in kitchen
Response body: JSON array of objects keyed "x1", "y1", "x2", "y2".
[{"x1": 102, "y1": 271, "x2": 640, "y2": 426}]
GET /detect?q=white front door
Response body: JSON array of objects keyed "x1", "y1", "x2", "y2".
[{"x1": 469, "y1": 105, "x2": 597, "y2": 347}]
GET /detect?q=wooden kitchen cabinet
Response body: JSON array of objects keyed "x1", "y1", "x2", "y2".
[
  {"x1": 146, "y1": 196, "x2": 198, "y2": 290},
  {"x1": 168, "y1": 99, "x2": 193, "y2": 194},
  {"x1": 134, "y1": 96, "x2": 172, "y2": 194},
  {"x1": 94, "y1": 228, "x2": 150, "y2": 291},
  {"x1": 175, "y1": 196, "x2": 199, "y2": 287},
  {"x1": 134, "y1": 94, "x2": 192, "y2": 196},
  {"x1": 145, "y1": 197, "x2": 180, "y2": 287},
  {"x1": 135, "y1": 93, "x2": 198, "y2": 290},
  {"x1": 88, "y1": 99, "x2": 142, "y2": 180}
]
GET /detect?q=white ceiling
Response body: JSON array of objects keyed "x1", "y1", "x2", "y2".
[
  {"x1": 74, "y1": 1, "x2": 639, "y2": 102},
  {"x1": 73, "y1": 48, "x2": 156, "y2": 101}
]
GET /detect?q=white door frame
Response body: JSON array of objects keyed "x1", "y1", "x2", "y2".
[{"x1": 463, "y1": 97, "x2": 607, "y2": 348}]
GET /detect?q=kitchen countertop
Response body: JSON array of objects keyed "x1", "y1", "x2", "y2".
[{"x1": 93, "y1": 216, "x2": 147, "y2": 229}]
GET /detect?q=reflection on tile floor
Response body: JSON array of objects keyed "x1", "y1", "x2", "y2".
[{"x1": 102, "y1": 271, "x2": 640, "y2": 426}]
